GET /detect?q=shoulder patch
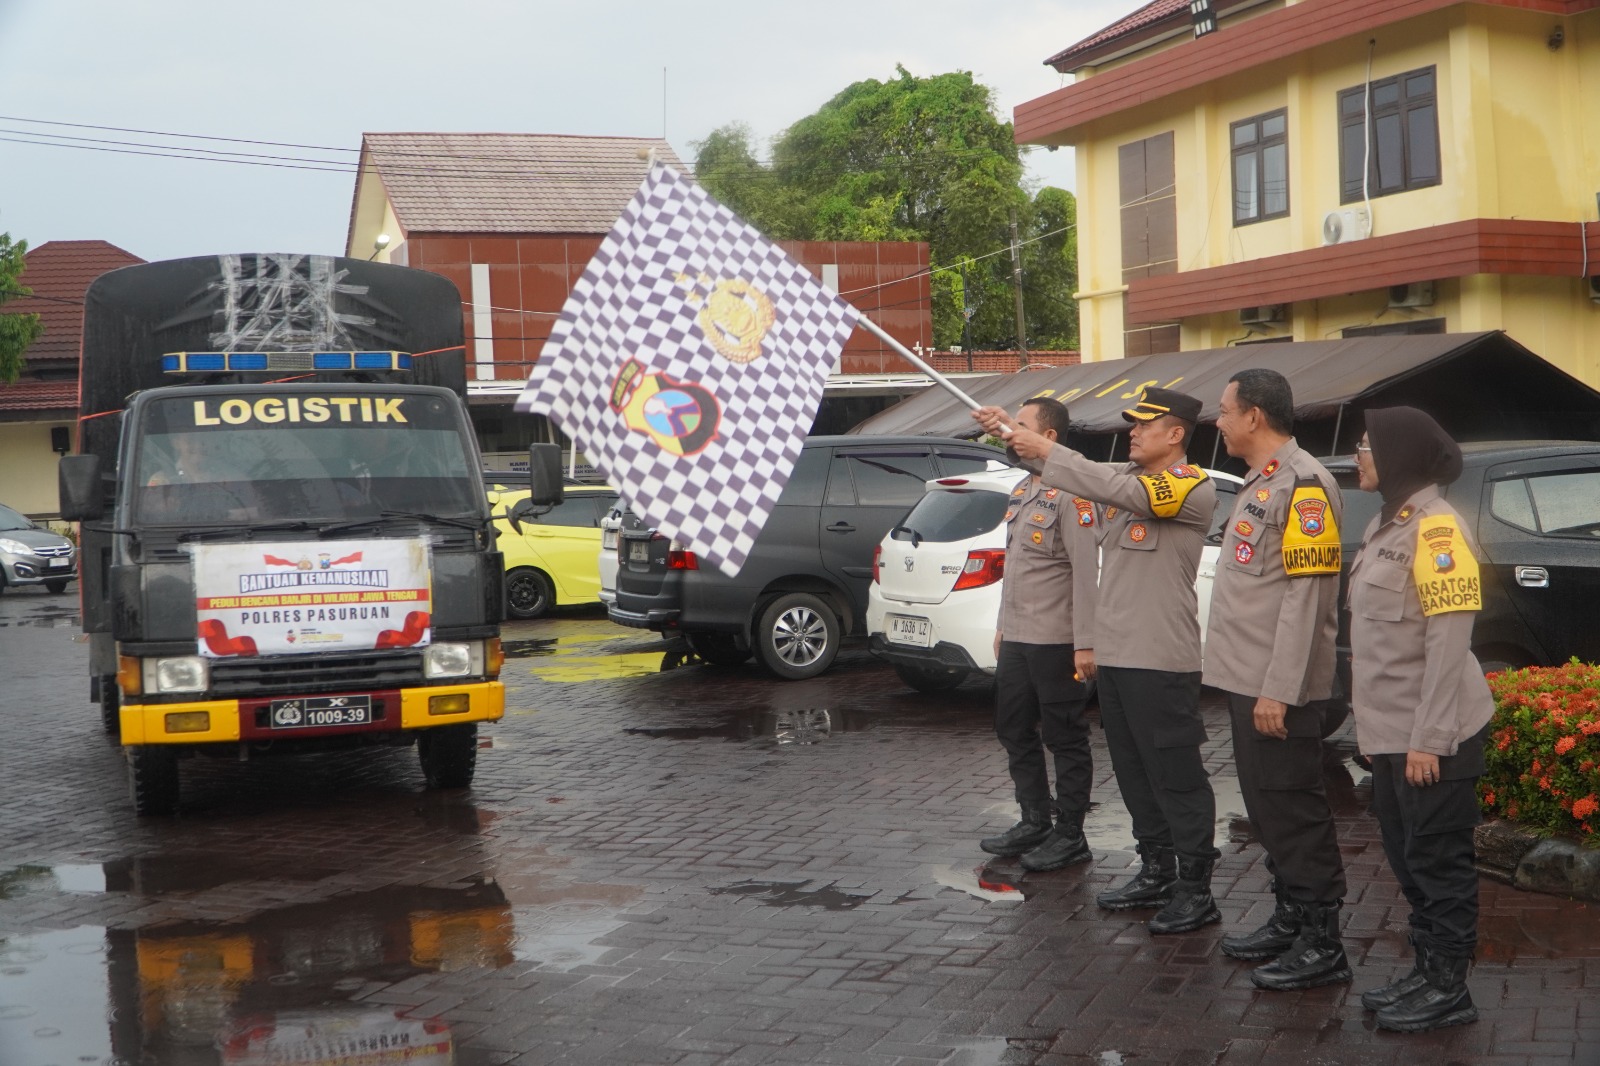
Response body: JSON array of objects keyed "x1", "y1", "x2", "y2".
[
  {"x1": 1413, "y1": 520, "x2": 1482, "y2": 615},
  {"x1": 1262, "y1": 459, "x2": 1280, "y2": 478},
  {"x1": 1282, "y1": 483, "x2": 1341, "y2": 576},
  {"x1": 1136, "y1": 464, "x2": 1210, "y2": 519},
  {"x1": 1073, "y1": 497, "x2": 1095, "y2": 527}
]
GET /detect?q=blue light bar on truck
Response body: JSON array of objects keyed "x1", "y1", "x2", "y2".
[{"x1": 160, "y1": 352, "x2": 413, "y2": 374}]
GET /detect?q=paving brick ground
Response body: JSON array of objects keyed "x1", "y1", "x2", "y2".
[{"x1": 0, "y1": 588, "x2": 1597, "y2": 1065}]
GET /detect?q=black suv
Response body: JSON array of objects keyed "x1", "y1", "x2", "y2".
[
  {"x1": 609, "y1": 435, "x2": 1005, "y2": 679},
  {"x1": 1329, "y1": 440, "x2": 1600, "y2": 703}
]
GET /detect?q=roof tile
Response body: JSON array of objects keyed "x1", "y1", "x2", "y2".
[
  {"x1": 0, "y1": 378, "x2": 77, "y2": 413},
  {"x1": 9, "y1": 240, "x2": 145, "y2": 364},
  {"x1": 1046, "y1": 0, "x2": 1188, "y2": 70}
]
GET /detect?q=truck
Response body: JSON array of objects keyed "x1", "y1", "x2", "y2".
[{"x1": 58, "y1": 253, "x2": 506, "y2": 814}]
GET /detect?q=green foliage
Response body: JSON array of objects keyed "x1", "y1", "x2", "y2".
[
  {"x1": 0, "y1": 231, "x2": 44, "y2": 384},
  {"x1": 1481, "y1": 660, "x2": 1600, "y2": 847},
  {"x1": 694, "y1": 67, "x2": 1078, "y2": 352}
]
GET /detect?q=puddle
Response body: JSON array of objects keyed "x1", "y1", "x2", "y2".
[
  {"x1": 502, "y1": 631, "x2": 694, "y2": 681},
  {"x1": 709, "y1": 879, "x2": 873, "y2": 911},
  {"x1": 0, "y1": 880, "x2": 512, "y2": 1065},
  {"x1": 3, "y1": 855, "x2": 342, "y2": 898},
  {"x1": 1478, "y1": 899, "x2": 1600, "y2": 961},
  {"x1": 938, "y1": 1036, "x2": 1053, "y2": 1065},
  {"x1": 624, "y1": 707, "x2": 890, "y2": 746}
]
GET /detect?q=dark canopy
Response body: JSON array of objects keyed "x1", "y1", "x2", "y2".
[{"x1": 848, "y1": 332, "x2": 1600, "y2": 453}]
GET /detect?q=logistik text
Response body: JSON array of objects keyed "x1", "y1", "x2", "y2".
[{"x1": 192, "y1": 397, "x2": 407, "y2": 426}]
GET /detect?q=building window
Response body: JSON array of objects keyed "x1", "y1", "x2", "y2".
[
  {"x1": 1339, "y1": 67, "x2": 1440, "y2": 202},
  {"x1": 1231, "y1": 109, "x2": 1288, "y2": 225}
]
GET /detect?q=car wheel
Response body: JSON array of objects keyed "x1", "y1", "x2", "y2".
[
  {"x1": 44, "y1": 580, "x2": 68, "y2": 594},
  {"x1": 128, "y1": 745, "x2": 179, "y2": 816},
  {"x1": 754, "y1": 593, "x2": 840, "y2": 681},
  {"x1": 1475, "y1": 646, "x2": 1533, "y2": 677},
  {"x1": 894, "y1": 662, "x2": 967, "y2": 692},
  {"x1": 418, "y1": 723, "x2": 478, "y2": 789},
  {"x1": 505, "y1": 568, "x2": 555, "y2": 619},
  {"x1": 684, "y1": 631, "x2": 752, "y2": 666}
]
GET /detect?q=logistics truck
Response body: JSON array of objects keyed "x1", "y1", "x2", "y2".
[{"x1": 58, "y1": 253, "x2": 506, "y2": 814}]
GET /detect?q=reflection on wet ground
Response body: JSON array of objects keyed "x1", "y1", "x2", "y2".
[
  {"x1": 0, "y1": 600, "x2": 79, "y2": 629},
  {"x1": 709, "y1": 880, "x2": 873, "y2": 911},
  {"x1": 1479, "y1": 899, "x2": 1600, "y2": 961},
  {"x1": 502, "y1": 630, "x2": 689, "y2": 682},
  {"x1": 1, "y1": 855, "x2": 341, "y2": 899},
  {"x1": 625, "y1": 707, "x2": 845, "y2": 745}
]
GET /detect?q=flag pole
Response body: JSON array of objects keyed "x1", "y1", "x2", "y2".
[{"x1": 854, "y1": 314, "x2": 987, "y2": 412}]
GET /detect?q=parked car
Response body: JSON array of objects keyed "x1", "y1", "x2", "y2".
[
  {"x1": 597, "y1": 502, "x2": 645, "y2": 608},
  {"x1": 489, "y1": 482, "x2": 620, "y2": 619},
  {"x1": 1327, "y1": 440, "x2": 1600, "y2": 696},
  {"x1": 609, "y1": 435, "x2": 1007, "y2": 679},
  {"x1": 866, "y1": 465, "x2": 1243, "y2": 691},
  {"x1": 0, "y1": 502, "x2": 76, "y2": 594}
]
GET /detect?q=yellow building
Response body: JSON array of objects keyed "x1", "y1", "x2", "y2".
[{"x1": 1015, "y1": 0, "x2": 1600, "y2": 385}]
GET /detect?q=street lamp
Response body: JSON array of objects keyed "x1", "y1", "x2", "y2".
[{"x1": 368, "y1": 233, "x2": 391, "y2": 261}]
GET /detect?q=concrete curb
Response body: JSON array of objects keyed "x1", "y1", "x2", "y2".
[{"x1": 1475, "y1": 818, "x2": 1600, "y2": 902}]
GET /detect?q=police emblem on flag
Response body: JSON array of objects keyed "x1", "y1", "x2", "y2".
[{"x1": 515, "y1": 163, "x2": 859, "y2": 576}]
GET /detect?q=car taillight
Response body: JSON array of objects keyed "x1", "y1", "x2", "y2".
[
  {"x1": 935, "y1": 478, "x2": 969, "y2": 486},
  {"x1": 951, "y1": 549, "x2": 1006, "y2": 591},
  {"x1": 667, "y1": 539, "x2": 698, "y2": 570},
  {"x1": 872, "y1": 544, "x2": 882, "y2": 584}
]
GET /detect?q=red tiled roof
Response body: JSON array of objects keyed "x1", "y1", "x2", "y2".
[
  {"x1": 1045, "y1": 0, "x2": 1187, "y2": 71},
  {"x1": 0, "y1": 378, "x2": 77, "y2": 413},
  {"x1": 9, "y1": 240, "x2": 145, "y2": 364},
  {"x1": 355, "y1": 133, "x2": 689, "y2": 237}
]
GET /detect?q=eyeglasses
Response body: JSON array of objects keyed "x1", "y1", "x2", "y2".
[{"x1": 1355, "y1": 443, "x2": 1373, "y2": 455}]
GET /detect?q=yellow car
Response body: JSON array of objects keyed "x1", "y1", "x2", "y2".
[{"x1": 489, "y1": 483, "x2": 621, "y2": 619}]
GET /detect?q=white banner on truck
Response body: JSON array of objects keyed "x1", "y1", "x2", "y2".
[{"x1": 192, "y1": 538, "x2": 432, "y2": 657}]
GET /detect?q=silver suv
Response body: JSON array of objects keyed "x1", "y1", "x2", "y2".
[{"x1": 0, "y1": 502, "x2": 76, "y2": 594}]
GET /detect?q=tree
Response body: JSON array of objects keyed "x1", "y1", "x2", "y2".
[
  {"x1": 695, "y1": 67, "x2": 1079, "y2": 351},
  {"x1": 1020, "y1": 186, "x2": 1079, "y2": 351},
  {"x1": 0, "y1": 231, "x2": 44, "y2": 384}
]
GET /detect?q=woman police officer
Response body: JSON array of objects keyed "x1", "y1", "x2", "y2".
[{"x1": 1347, "y1": 406, "x2": 1494, "y2": 1032}]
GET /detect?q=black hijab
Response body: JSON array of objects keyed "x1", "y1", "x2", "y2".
[{"x1": 1364, "y1": 406, "x2": 1463, "y2": 522}]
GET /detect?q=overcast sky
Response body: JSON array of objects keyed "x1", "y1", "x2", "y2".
[{"x1": 0, "y1": 1, "x2": 1132, "y2": 264}]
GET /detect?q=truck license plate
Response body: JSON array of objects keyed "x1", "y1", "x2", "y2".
[
  {"x1": 268, "y1": 695, "x2": 372, "y2": 729},
  {"x1": 886, "y1": 614, "x2": 933, "y2": 647},
  {"x1": 629, "y1": 541, "x2": 650, "y2": 562}
]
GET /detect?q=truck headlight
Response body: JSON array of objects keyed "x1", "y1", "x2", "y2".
[
  {"x1": 145, "y1": 656, "x2": 209, "y2": 694},
  {"x1": 423, "y1": 641, "x2": 482, "y2": 679}
]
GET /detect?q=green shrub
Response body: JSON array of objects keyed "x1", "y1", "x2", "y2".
[{"x1": 1481, "y1": 660, "x2": 1600, "y2": 847}]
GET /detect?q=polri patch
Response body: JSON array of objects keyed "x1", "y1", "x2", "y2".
[
  {"x1": 1073, "y1": 498, "x2": 1095, "y2": 526},
  {"x1": 1235, "y1": 520, "x2": 1255, "y2": 537},
  {"x1": 1413, "y1": 520, "x2": 1481, "y2": 615},
  {"x1": 1129, "y1": 523, "x2": 1148, "y2": 543},
  {"x1": 1031, "y1": 530, "x2": 1044, "y2": 545},
  {"x1": 1236, "y1": 542, "x2": 1254, "y2": 564},
  {"x1": 1255, "y1": 489, "x2": 1271, "y2": 502}
]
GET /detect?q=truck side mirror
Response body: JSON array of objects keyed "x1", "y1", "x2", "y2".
[
  {"x1": 528, "y1": 444, "x2": 564, "y2": 506},
  {"x1": 59, "y1": 454, "x2": 105, "y2": 521}
]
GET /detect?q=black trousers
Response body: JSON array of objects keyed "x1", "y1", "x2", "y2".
[
  {"x1": 1226, "y1": 692, "x2": 1347, "y2": 903},
  {"x1": 994, "y1": 641, "x2": 1092, "y2": 812},
  {"x1": 1369, "y1": 725, "x2": 1488, "y2": 956},
  {"x1": 1097, "y1": 665, "x2": 1219, "y2": 862}
]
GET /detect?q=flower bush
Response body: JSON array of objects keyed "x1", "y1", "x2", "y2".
[{"x1": 1481, "y1": 660, "x2": 1600, "y2": 848}]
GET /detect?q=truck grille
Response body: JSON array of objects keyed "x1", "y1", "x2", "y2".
[{"x1": 210, "y1": 650, "x2": 425, "y2": 698}]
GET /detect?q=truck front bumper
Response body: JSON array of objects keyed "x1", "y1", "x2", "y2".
[{"x1": 119, "y1": 680, "x2": 505, "y2": 745}]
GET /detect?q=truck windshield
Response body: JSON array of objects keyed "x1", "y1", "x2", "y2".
[{"x1": 132, "y1": 392, "x2": 480, "y2": 525}]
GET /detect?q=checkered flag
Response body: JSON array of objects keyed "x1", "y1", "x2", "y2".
[{"x1": 515, "y1": 162, "x2": 859, "y2": 576}]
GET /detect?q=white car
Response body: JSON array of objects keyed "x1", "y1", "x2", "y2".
[
  {"x1": 597, "y1": 501, "x2": 644, "y2": 608},
  {"x1": 867, "y1": 464, "x2": 1243, "y2": 691}
]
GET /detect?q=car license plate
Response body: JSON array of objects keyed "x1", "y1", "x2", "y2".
[
  {"x1": 629, "y1": 541, "x2": 650, "y2": 562},
  {"x1": 47, "y1": 557, "x2": 69, "y2": 568},
  {"x1": 886, "y1": 614, "x2": 933, "y2": 647},
  {"x1": 602, "y1": 529, "x2": 618, "y2": 549},
  {"x1": 267, "y1": 695, "x2": 372, "y2": 729}
]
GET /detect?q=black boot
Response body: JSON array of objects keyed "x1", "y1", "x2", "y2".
[
  {"x1": 1376, "y1": 951, "x2": 1477, "y2": 1032},
  {"x1": 1250, "y1": 901, "x2": 1353, "y2": 990},
  {"x1": 979, "y1": 801, "x2": 1053, "y2": 856},
  {"x1": 1361, "y1": 938, "x2": 1431, "y2": 1011},
  {"x1": 1147, "y1": 856, "x2": 1221, "y2": 934},
  {"x1": 1019, "y1": 808, "x2": 1092, "y2": 871},
  {"x1": 1221, "y1": 879, "x2": 1301, "y2": 960},
  {"x1": 1095, "y1": 845, "x2": 1176, "y2": 910}
]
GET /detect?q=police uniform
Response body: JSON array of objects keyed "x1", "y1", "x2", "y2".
[
  {"x1": 983, "y1": 474, "x2": 1100, "y2": 866},
  {"x1": 1203, "y1": 439, "x2": 1349, "y2": 975},
  {"x1": 1037, "y1": 388, "x2": 1221, "y2": 931},
  {"x1": 1349, "y1": 485, "x2": 1494, "y2": 968}
]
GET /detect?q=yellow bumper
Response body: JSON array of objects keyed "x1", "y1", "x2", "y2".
[{"x1": 120, "y1": 681, "x2": 505, "y2": 746}]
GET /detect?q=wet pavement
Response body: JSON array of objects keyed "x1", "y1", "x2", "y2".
[{"x1": 0, "y1": 585, "x2": 1596, "y2": 1065}]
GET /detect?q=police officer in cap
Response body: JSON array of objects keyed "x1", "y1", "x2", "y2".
[
  {"x1": 1208, "y1": 368, "x2": 1351, "y2": 990},
  {"x1": 978, "y1": 397, "x2": 1100, "y2": 871},
  {"x1": 975, "y1": 387, "x2": 1221, "y2": 935}
]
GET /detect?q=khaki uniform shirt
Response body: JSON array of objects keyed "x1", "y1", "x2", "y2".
[
  {"x1": 1041, "y1": 444, "x2": 1216, "y2": 673},
  {"x1": 997, "y1": 475, "x2": 1099, "y2": 647},
  {"x1": 1202, "y1": 439, "x2": 1342, "y2": 706},
  {"x1": 1348, "y1": 485, "x2": 1495, "y2": 756}
]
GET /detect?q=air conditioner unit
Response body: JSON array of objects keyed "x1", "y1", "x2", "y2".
[
  {"x1": 1321, "y1": 207, "x2": 1371, "y2": 246},
  {"x1": 1239, "y1": 304, "x2": 1286, "y2": 326},
  {"x1": 1388, "y1": 282, "x2": 1435, "y2": 308}
]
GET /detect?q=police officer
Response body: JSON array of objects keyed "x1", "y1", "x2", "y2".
[
  {"x1": 1349, "y1": 407, "x2": 1492, "y2": 1033},
  {"x1": 976, "y1": 387, "x2": 1221, "y2": 935},
  {"x1": 978, "y1": 397, "x2": 1100, "y2": 872},
  {"x1": 1207, "y1": 368, "x2": 1351, "y2": 990}
]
